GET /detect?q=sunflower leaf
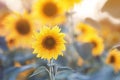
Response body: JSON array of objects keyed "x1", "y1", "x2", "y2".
[
  {"x1": 90, "y1": 66, "x2": 115, "y2": 80},
  {"x1": 29, "y1": 66, "x2": 49, "y2": 77},
  {"x1": 57, "y1": 66, "x2": 73, "y2": 73}
]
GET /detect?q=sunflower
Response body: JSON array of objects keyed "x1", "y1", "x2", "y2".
[
  {"x1": 77, "y1": 23, "x2": 98, "y2": 34},
  {"x1": 3, "y1": 12, "x2": 36, "y2": 48},
  {"x1": 6, "y1": 36, "x2": 16, "y2": 49},
  {"x1": 106, "y1": 49, "x2": 120, "y2": 73},
  {"x1": 32, "y1": 0, "x2": 66, "y2": 26},
  {"x1": 79, "y1": 35, "x2": 104, "y2": 56},
  {"x1": 32, "y1": 26, "x2": 66, "y2": 60},
  {"x1": 76, "y1": 22, "x2": 104, "y2": 56}
]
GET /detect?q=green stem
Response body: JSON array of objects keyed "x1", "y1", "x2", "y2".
[{"x1": 49, "y1": 59, "x2": 55, "y2": 80}]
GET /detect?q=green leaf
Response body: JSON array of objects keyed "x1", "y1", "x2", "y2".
[
  {"x1": 57, "y1": 66, "x2": 73, "y2": 74},
  {"x1": 29, "y1": 66, "x2": 49, "y2": 77}
]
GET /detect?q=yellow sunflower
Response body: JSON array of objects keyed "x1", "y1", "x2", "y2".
[
  {"x1": 6, "y1": 36, "x2": 16, "y2": 49},
  {"x1": 3, "y1": 12, "x2": 36, "y2": 48},
  {"x1": 77, "y1": 23, "x2": 98, "y2": 34},
  {"x1": 32, "y1": 26, "x2": 66, "y2": 60},
  {"x1": 32, "y1": 0, "x2": 66, "y2": 26},
  {"x1": 79, "y1": 35, "x2": 104, "y2": 56},
  {"x1": 106, "y1": 49, "x2": 120, "y2": 73}
]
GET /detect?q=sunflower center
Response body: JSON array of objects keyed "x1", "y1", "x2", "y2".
[
  {"x1": 110, "y1": 55, "x2": 115, "y2": 63},
  {"x1": 9, "y1": 39, "x2": 14, "y2": 44},
  {"x1": 16, "y1": 19, "x2": 30, "y2": 35},
  {"x1": 42, "y1": 2, "x2": 58, "y2": 17},
  {"x1": 81, "y1": 27, "x2": 86, "y2": 33},
  {"x1": 91, "y1": 41, "x2": 97, "y2": 48},
  {"x1": 42, "y1": 36, "x2": 56, "y2": 50}
]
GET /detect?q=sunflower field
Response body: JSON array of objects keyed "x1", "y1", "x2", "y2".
[{"x1": 0, "y1": 0, "x2": 120, "y2": 80}]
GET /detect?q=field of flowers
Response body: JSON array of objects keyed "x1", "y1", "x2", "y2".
[{"x1": 0, "y1": 0, "x2": 120, "y2": 80}]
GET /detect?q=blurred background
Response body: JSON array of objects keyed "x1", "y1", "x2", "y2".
[{"x1": 0, "y1": 0, "x2": 120, "y2": 80}]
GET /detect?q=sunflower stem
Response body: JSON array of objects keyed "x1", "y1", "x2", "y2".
[
  {"x1": 67, "y1": 11, "x2": 75, "y2": 42},
  {"x1": 49, "y1": 59, "x2": 55, "y2": 80}
]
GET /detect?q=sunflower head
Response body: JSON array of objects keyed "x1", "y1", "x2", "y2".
[
  {"x1": 106, "y1": 49, "x2": 120, "y2": 73},
  {"x1": 6, "y1": 34, "x2": 19, "y2": 50},
  {"x1": 106, "y1": 49, "x2": 118, "y2": 64},
  {"x1": 91, "y1": 37, "x2": 104, "y2": 56},
  {"x1": 76, "y1": 22, "x2": 103, "y2": 56},
  {"x1": 77, "y1": 23, "x2": 97, "y2": 34},
  {"x1": 32, "y1": 0, "x2": 66, "y2": 25},
  {"x1": 14, "y1": 18, "x2": 31, "y2": 36},
  {"x1": 32, "y1": 26, "x2": 66, "y2": 60},
  {"x1": 42, "y1": 1, "x2": 58, "y2": 18},
  {"x1": 79, "y1": 34, "x2": 104, "y2": 56},
  {"x1": 109, "y1": 55, "x2": 115, "y2": 64},
  {"x1": 7, "y1": 38, "x2": 15, "y2": 48},
  {"x1": 3, "y1": 12, "x2": 36, "y2": 48},
  {"x1": 42, "y1": 36, "x2": 56, "y2": 50}
]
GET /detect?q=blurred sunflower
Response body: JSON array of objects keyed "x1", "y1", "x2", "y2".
[
  {"x1": 32, "y1": 26, "x2": 66, "y2": 60},
  {"x1": 6, "y1": 36, "x2": 16, "y2": 49},
  {"x1": 79, "y1": 35, "x2": 104, "y2": 56},
  {"x1": 106, "y1": 49, "x2": 120, "y2": 73},
  {"x1": 3, "y1": 12, "x2": 36, "y2": 48},
  {"x1": 59, "y1": 0, "x2": 82, "y2": 10},
  {"x1": 77, "y1": 23, "x2": 98, "y2": 34},
  {"x1": 32, "y1": 0, "x2": 66, "y2": 26}
]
